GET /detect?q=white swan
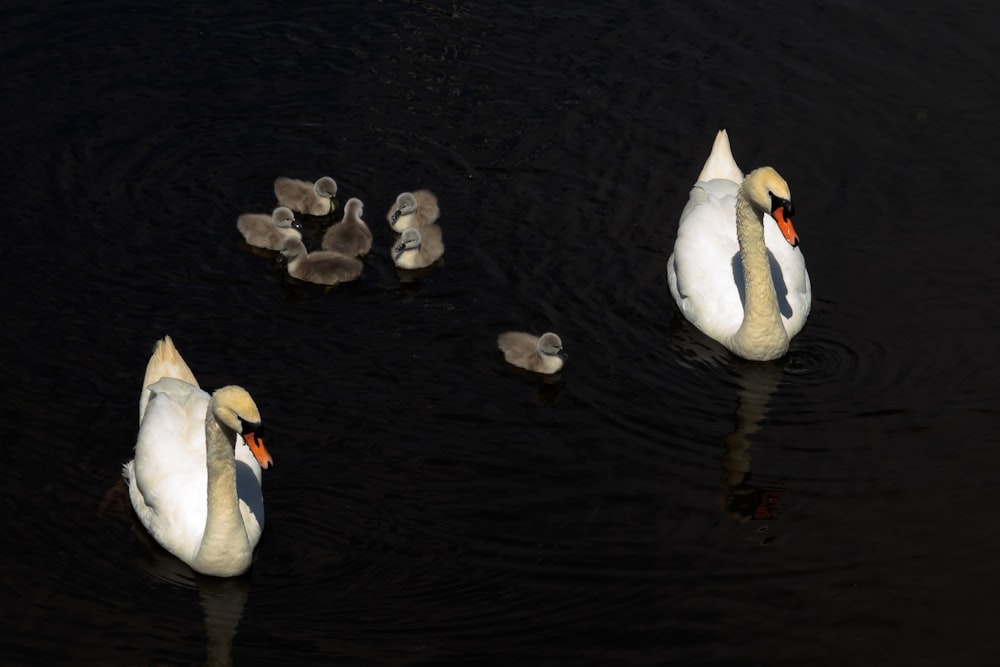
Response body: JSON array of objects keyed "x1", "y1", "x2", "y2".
[
  {"x1": 274, "y1": 176, "x2": 338, "y2": 216},
  {"x1": 667, "y1": 130, "x2": 811, "y2": 361},
  {"x1": 386, "y1": 190, "x2": 440, "y2": 232},
  {"x1": 236, "y1": 206, "x2": 301, "y2": 250},
  {"x1": 497, "y1": 331, "x2": 564, "y2": 374},
  {"x1": 391, "y1": 225, "x2": 444, "y2": 269},
  {"x1": 123, "y1": 336, "x2": 273, "y2": 577},
  {"x1": 321, "y1": 197, "x2": 372, "y2": 257}
]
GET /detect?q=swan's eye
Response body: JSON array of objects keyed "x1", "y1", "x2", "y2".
[{"x1": 769, "y1": 192, "x2": 794, "y2": 217}]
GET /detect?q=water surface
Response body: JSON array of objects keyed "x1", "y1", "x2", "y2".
[{"x1": 3, "y1": 1, "x2": 1000, "y2": 665}]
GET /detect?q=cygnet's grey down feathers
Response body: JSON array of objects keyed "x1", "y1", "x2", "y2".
[
  {"x1": 321, "y1": 198, "x2": 372, "y2": 257},
  {"x1": 237, "y1": 207, "x2": 301, "y2": 250},
  {"x1": 386, "y1": 190, "x2": 440, "y2": 232},
  {"x1": 279, "y1": 238, "x2": 363, "y2": 286},
  {"x1": 391, "y1": 225, "x2": 445, "y2": 269},
  {"x1": 274, "y1": 176, "x2": 338, "y2": 216},
  {"x1": 497, "y1": 331, "x2": 564, "y2": 374}
]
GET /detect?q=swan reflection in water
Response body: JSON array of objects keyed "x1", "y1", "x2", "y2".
[
  {"x1": 132, "y1": 506, "x2": 250, "y2": 667},
  {"x1": 99, "y1": 480, "x2": 249, "y2": 667},
  {"x1": 721, "y1": 360, "x2": 785, "y2": 529},
  {"x1": 130, "y1": 508, "x2": 251, "y2": 667},
  {"x1": 669, "y1": 314, "x2": 785, "y2": 531}
]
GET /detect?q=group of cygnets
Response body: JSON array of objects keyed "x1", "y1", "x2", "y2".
[
  {"x1": 236, "y1": 175, "x2": 566, "y2": 376},
  {"x1": 236, "y1": 176, "x2": 447, "y2": 287}
]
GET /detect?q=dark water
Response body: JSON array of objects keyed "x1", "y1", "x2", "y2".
[{"x1": 3, "y1": 0, "x2": 1000, "y2": 664}]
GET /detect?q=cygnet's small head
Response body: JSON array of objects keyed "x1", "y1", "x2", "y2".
[
  {"x1": 538, "y1": 332, "x2": 563, "y2": 357},
  {"x1": 314, "y1": 176, "x2": 338, "y2": 199},
  {"x1": 271, "y1": 206, "x2": 301, "y2": 231},
  {"x1": 743, "y1": 166, "x2": 798, "y2": 247},
  {"x1": 278, "y1": 237, "x2": 307, "y2": 260},
  {"x1": 389, "y1": 192, "x2": 417, "y2": 223},
  {"x1": 344, "y1": 197, "x2": 364, "y2": 219},
  {"x1": 392, "y1": 227, "x2": 421, "y2": 261}
]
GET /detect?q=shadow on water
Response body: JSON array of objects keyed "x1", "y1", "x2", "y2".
[{"x1": 498, "y1": 356, "x2": 567, "y2": 405}]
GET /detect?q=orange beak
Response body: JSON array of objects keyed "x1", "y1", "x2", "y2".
[
  {"x1": 243, "y1": 432, "x2": 273, "y2": 469},
  {"x1": 773, "y1": 205, "x2": 800, "y2": 248}
]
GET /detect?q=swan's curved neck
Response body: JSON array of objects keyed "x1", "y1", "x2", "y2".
[
  {"x1": 731, "y1": 191, "x2": 789, "y2": 360},
  {"x1": 195, "y1": 404, "x2": 252, "y2": 575}
]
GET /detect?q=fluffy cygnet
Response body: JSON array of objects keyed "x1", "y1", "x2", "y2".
[
  {"x1": 391, "y1": 225, "x2": 444, "y2": 269},
  {"x1": 386, "y1": 190, "x2": 440, "y2": 232},
  {"x1": 236, "y1": 207, "x2": 301, "y2": 250},
  {"x1": 278, "y1": 238, "x2": 363, "y2": 286},
  {"x1": 497, "y1": 331, "x2": 565, "y2": 374},
  {"x1": 274, "y1": 176, "x2": 338, "y2": 216},
  {"x1": 321, "y1": 198, "x2": 372, "y2": 257}
]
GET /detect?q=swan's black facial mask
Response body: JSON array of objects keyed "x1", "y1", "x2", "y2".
[
  {"x1": 768, "y1": 192, "x2": 794, "y2": 217},
  {"x1": 768, "y1": 192, "x2": 800, "y2": 248}
]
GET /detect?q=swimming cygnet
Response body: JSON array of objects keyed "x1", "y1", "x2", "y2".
[
  {"x1": 278, "y1": 238, "x2": 363, "y2": 286},
  {"x1": 274, "y1": 176, "x2": 338, "y2": 216},
  {"x1": 236, "y1": 206, "x2": 301, "y2": 250},
  {"x1": 391, "y1": 225, "x2": 444, "y2": 269},
  {"x1": 386, "y1": 190, "x2": 440, "y2": 232},
  {"x1": 321, "y1": 198, "x2": 372, "y2": 257},
  {"x1": 497, "y1": 332, "x2": 565, "y2": 375}
]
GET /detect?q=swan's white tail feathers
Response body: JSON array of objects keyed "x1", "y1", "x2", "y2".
[
  {"x1": 139, "y1": 335, "x2": 199, "y2": 423},
  {"x1": 143, "y1": 335, "x2": 198, "y2": 389},
  {"x1": 696, "y1": 129, "x2": 744, "y2": 184}
]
